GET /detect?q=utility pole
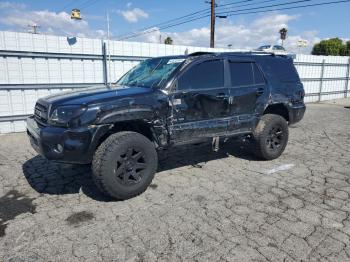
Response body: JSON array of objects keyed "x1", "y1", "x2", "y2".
[
  {"x1": 210, "y1": 0, "x2": 215, "y2": 48},
  {"x1": 28, "y1": 24, "x2": 40, "y2": 34}
]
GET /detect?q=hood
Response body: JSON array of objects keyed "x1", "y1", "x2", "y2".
[{"x1": 40, "y1": 85, "x2": 154, "y2": 106}]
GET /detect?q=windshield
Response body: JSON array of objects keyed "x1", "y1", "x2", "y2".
[{"x1": 117, "y1": 57, "x2": 185, "y2": 88}]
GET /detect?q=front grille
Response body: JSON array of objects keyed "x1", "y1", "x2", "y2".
[{"x1": 34, "y1": 102, "x2": 48, "y2": 126}]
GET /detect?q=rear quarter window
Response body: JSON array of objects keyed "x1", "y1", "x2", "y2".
[
  {"x1": 229, "y1": 62, "x2": 265, "y2": 86},
  {"x1": 262, "y1": 58, "x2": 299, "y2": 82}
]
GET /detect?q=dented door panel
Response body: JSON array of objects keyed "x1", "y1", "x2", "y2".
[
  {"x1": 169, "y1": 87, "x2": 230, "y2": 142},
  {"x1": 226, "y1": 59, "x2": 269, "y2": 133},
  {"x1": 168, "y1": 58, "x2": 231, "y2": 143}
]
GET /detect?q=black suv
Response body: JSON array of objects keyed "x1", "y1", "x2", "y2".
[{"x1": 27, "y1": 52, "x2": 306, "y2": 200}]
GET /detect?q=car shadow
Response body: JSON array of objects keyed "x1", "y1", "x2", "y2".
[
  {"x1": 157, "y1": 139, "x2": 257, "y2": 171},
  {"x1": 22, "y1": 139, "x2": 257, "y2": 201}
]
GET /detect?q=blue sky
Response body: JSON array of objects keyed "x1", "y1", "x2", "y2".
[{"x1": 0, "y1": 0, "x2": 349, "y2": 52}]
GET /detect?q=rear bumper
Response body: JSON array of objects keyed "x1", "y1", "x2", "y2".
[
  {"x1": 288, "y1": 103, "x2": 306, "y2": 125},
  {"x1": 26, "y1": 116, "x2": 111, "y2": 164}
]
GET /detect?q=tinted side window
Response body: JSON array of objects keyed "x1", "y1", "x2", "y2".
[
  {"x1": 252, "y1": 63, "x2": 265, "y2": 84},
  {"x1": 178, "y1": 60, "x2": 224, "y2": 90},
  {"x1": 263, "y1": 57, "x2": 299, "y2": 82},
  {"x1": 273, "y1": 45, "x2": 285, "y2": 50},
  {"x1": 229, "y1": 62, "x2": 254, "y2": 87}
]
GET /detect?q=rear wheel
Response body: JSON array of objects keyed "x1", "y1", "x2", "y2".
[
  {"x1": 92, "y1": 131, "x2": 157, "y2": 200},
  {"x1": 253, "y1": 114, "x2": 289, "y2": 160}
]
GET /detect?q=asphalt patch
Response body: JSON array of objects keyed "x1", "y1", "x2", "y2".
[
  {"x1": 66, "y1": 211, "x2": 94, "y2": 226},
  {"x1": 0, "y1": 190, "x2": 36, "y2": 237}
]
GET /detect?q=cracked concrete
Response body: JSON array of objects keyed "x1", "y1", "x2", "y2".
[{"x1": 0, "y1": 100, "x2": 350, "y2": 261}]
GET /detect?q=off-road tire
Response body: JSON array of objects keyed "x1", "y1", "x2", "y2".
[
  {"x1": 92, "y1": 131, "x2": 158, "y2": 200},
  {"x1": 253, "y1": 114, "x2": 289, "y2": 160}
]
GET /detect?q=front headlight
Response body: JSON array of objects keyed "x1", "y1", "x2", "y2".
[{"x1": 49, "y1": 105, "x2": 87, "y2": 126}]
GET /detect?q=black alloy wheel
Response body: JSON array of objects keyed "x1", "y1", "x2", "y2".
[{"x1": 115, "y1": 147, "x2": 147, "y2": 185}]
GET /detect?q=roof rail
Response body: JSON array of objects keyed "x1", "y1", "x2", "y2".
[
  {"x1": 225, "y1": 51, "x2": 276, "y2": 56},
  {"x1": 225, "y1": 51, "x2": 295, "y2": 59},
  {"x1": 188, "y1": 50, "x2": 295, "y2": 59},
  {"x1": 188, "y1": 52, "x2": 215, "y2": 57}
]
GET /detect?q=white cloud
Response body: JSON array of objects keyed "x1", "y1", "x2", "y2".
[
  {"x1": 0, "y1": 4, "x2": 320, "y2": 54},
  {"x1": 0, "y1": 3, "x2": 106, "y2": 38},
  {"x1": 119, "y1": 8, "x2": 149, "y2": 23},
  {"x1": 137, "y1": 13, "x2": 320, "y2": 54}
]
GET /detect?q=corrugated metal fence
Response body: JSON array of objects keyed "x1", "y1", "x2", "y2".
[
  {"x1": 0, "y1": 31, "x2": 349, "y2": 133},
  {"x1": 294, "y1": 55, "x2": 350, "y2": 102}
]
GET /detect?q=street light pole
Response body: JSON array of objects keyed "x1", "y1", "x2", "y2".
[{"x1": 210, "y1": 0, "x2": 215, "y2": 48}]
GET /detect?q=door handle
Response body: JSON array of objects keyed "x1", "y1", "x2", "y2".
[{"x1": 256, "y1": 87, "x2": 264, "y2": 96}]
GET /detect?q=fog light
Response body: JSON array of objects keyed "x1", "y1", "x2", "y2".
[{"x1": 56, "y1": 144, "x2": 64, "y2": 153}]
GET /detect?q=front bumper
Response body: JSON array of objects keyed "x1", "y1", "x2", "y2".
[
  {"x1": 26, "y1": 116, "x2": 111, "y2": 164},
  {"x1": 288, "y1": 103, "x2": 306, "y2": 125}
]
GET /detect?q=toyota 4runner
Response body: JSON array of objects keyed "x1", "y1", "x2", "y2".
[{"x1": 27, "y1": 52, "x2": 306, "y2": 200}]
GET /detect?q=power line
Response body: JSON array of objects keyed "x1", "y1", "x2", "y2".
[
  {"x1": 217, "y1": 0, "x2": 281, "y2": 13},
  {"x1": 218, "y1": 0, "x2": 255, "y2": 7},
  {"x1": 223, "y1": 0, "x2": 350, "y2": 16},
  {"x1": 119, "y1": 0, "x2": 302, "y2": 40},
  {"x1": 58, "y1": 0, "x2": 83, "y2": 13},
  {"x1": 217, "y1": 0, "x2": 314, "y2": 15},
  {"x1": 116, "y1": 9, "x2": 209, "y2": 39},
  {"x1": 119, "y1": 14, "x2": 211, "y2": 40},
  {"x1": 58, "y1": 0, "x2": 99, "y2": 16},
  {"x1": 117, "y1": 0, "x2": 270, "y2": 39},
  {"x1": 117, "y1": 0, "x2": 305, "y2": 40},
  {"x1": 119, "y1": 0, "x2": 350, "y2": 40},
  {"x1": 80, "y1": 0, "x2": 100, "y2": 10}
]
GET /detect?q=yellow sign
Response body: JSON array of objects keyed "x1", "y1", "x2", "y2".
[{"x1": 71, "y1": 9, "x2": 82, "y2": 20}]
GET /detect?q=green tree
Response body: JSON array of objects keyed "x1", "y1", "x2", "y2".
[
  {"x1": 164, "y1": 37, "x2": 173, "y2": 45},
  {"x1": 311, "y1": 38, "x2": 345, "y2": 56},
  {"x1": 340, "y1": 40, "x2": 350, "y2": 56}
]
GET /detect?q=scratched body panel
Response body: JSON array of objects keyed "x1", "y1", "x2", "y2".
[{"x1": 26, "y1": 52, "x2": 306, "y2": 164}]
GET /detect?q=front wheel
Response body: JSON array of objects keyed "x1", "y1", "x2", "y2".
[
  {"x1": 92, "y1": 131, "x2": 158, "y2": 200},
  {"x1": 252, "y1": 114, "x2": 289, "y2": 160}
]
